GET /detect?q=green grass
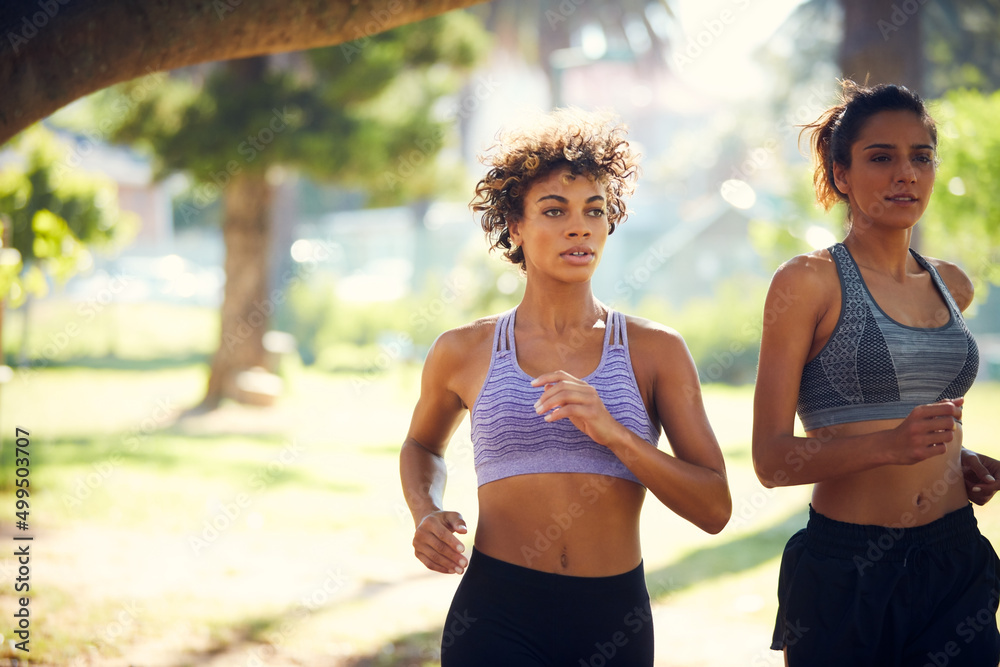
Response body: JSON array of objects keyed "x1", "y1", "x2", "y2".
[
  {"x1": 1, "y1": 363, "x2": 999, "y2": 666},
  {"x1": 3, "y1": 300, "x2": 218, "y2": 365}
]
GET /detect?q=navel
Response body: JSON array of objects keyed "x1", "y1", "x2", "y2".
[{"x1": 560, "y1": 548, "x2": 569, "y2": 570}]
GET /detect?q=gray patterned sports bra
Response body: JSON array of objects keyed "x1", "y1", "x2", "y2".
[{"x1": 796, "y1": 243, "x2": 979, "y2": 431}]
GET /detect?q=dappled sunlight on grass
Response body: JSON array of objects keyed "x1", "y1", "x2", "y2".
[
  {"x1": 645, "y1": 507, "x2": 808, "y2": 602},
  {"x1": 1, "y1": 367, "x2": 999, "y2": 666},
  {"x1": 0, "y1": 365, "x2": 205, "y2": 438}
]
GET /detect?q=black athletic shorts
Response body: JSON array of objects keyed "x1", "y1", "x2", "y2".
[
  {"x1": 772, "y1": 504, "x2": 1000, "y2": 666},
  {"x1": 440, "y1": 548, "x2": 654, "y2": 666}
]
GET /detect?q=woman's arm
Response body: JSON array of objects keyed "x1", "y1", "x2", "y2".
[
  {"x1": 933, "y1": 258, "x2": 1000, "y2": 504},
  {"x1": 626, "y1": 325, "x2": 731, "y2": 533},
  {"x1": 399, "y1": 331, "x2": 470, "y2": 574},
  {"x1": 532, "y1": 322, "x2": 732, "y2": 534},
  {"x1": 751, "y1": 256, "x2": 959, "y2": 488},
  {"x1": 962, "y1": 448, "x2": 1000, "y2": 505}
]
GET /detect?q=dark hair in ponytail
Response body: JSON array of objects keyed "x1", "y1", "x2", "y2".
[{"x1": 801, "y1": 80, "x2": 937, "y2": 215}]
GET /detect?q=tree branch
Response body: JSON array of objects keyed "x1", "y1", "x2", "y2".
[{"x1": 0, "y1": 0, "x2": 488, "y2": 145}]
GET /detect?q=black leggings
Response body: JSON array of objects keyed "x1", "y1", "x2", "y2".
[{"x1": 441, "y1": 548, "x2": 654, "y2": 667}]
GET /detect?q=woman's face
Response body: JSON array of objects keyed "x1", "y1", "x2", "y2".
[
  {"x1": 833, "y1": 109, "x2": 937, "y2": 233},
  {"x1": 509, "y1": 166, "x2": 609, "y2": 282}
]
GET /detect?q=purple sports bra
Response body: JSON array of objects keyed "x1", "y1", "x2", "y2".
[{"x1": 470, "y1": 307, "x2": 660, "y2": 487}]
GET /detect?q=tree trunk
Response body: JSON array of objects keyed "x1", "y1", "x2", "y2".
[
  {"x1": 0, "y1": 0, "x2": 489, "y2": 146},
  {"x1": 201, "y1": 170, "x2": 275, "y2": 410},
  {"x1": 838, "y1": 0, "x2": 924, "y2": 90},
  {"x1": 838, "y1": 0, "x2": 926, "y2": 250}
]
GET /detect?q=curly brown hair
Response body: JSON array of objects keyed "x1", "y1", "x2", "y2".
[{"x1": 470, "y1": 108, "x2": 639, "y2": 270}]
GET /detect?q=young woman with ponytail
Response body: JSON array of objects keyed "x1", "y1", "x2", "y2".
[{"x1": 753, "y1": 80, "x2": 1000, "y2": 665}]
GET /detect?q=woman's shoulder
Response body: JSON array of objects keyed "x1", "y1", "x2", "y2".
[
  {"x1": 429, "y1": 313, "x2": 504, "y2": 361},
  {"x1": 619, "y1": 314, "x2": 700, "y2": 388},
  {"x1": 767, "y1": 247, "x2": 841, "y2": 307},
  {"x1": 620, "y1": 313, "x2": 687, "y2": 354},
  {"x1": 774, "y1": 247, "x2": 838, "y2": 282},
  {"x1": 919, "y1": 254, "x2": 975, "y2": 311}
]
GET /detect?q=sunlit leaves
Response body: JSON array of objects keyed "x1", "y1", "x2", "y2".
[
  {"x1": 86, "y1": 11, "x2": 490, "y2": 205},
  {"x1": 0, "y1": 124, "x2": 137, "y2": 304},
  {"x1": 923, "y1": 88, "x2": 1000, "y2": 295}
]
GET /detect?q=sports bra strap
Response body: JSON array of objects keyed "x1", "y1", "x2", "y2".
[
  {"x1": 609, "y1": 310, "x2": 627, "y2": 348},
  {"x1": 494, "y1": 309, "x2": 515, "y2": 353},
  {"x1": 909, "y1": 249, "x2": 961, "y2": 316},
  {"x1": 494, "y1": 308, "x2": 624, "y2": 353}
]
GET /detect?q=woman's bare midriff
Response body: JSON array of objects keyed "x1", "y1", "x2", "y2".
[
  {"x1": 474, "y1": 472, "x2": 645, "y2": 577},
  {"x1": 810, "y1": 417, "x2": 969, "y2": 527}
]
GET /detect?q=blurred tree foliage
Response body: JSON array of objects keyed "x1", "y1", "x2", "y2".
[
  {"x1": 922, "y1": 0, "x2": 1000, "y2": 95},
  {"x1": 747, "y1": 167, "x2": 840, "y2": 274},
  {"x1": 635, "y1": 276, "x2": 770, "y2": 385},
  {"x1": 94, "y1": 11, "x2": 488, "y2": 203},
  {"x1": 0, "y1": 125, "x2": 136, "y2": 306},
  {"x1": 74, "y1": 12, "x2": 488, "y2": 408},
  {"x1": 923, "y1": 88, "x2": 1000, "y2": 298},
  {"x1": 791, "y1": 0, "x2": 1000, "y2": 94}
]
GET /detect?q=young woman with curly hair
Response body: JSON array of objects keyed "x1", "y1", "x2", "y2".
[
  {"x1": 753, "y1": 81, "x2": 1000, "y2": 665},
  {"x1": 399, "y1": 108, "x2": 731, "y2": 666}
]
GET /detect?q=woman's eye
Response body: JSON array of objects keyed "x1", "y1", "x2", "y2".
[
  {"x1": 588, "y1": 209, "x2": 606, "y2": 217},
  {"x1": 543, "y1": 209, "x2": 562, "y2": 217}
]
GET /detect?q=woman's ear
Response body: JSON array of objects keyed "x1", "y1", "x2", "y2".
[
  {"x1": 508, "y1": 217, "x2": 522, "y2": 247},
  {"x1": 832, "y1": 161, "x2": 850, "y2": 197}
]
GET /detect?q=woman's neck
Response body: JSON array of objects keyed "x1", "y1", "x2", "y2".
[
  {"x1": 516, "y1": 281, "x2": 605, "y2": 334},
  {"x1": 843, "y1": 226, "x2": 914, "y2": 281}
]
